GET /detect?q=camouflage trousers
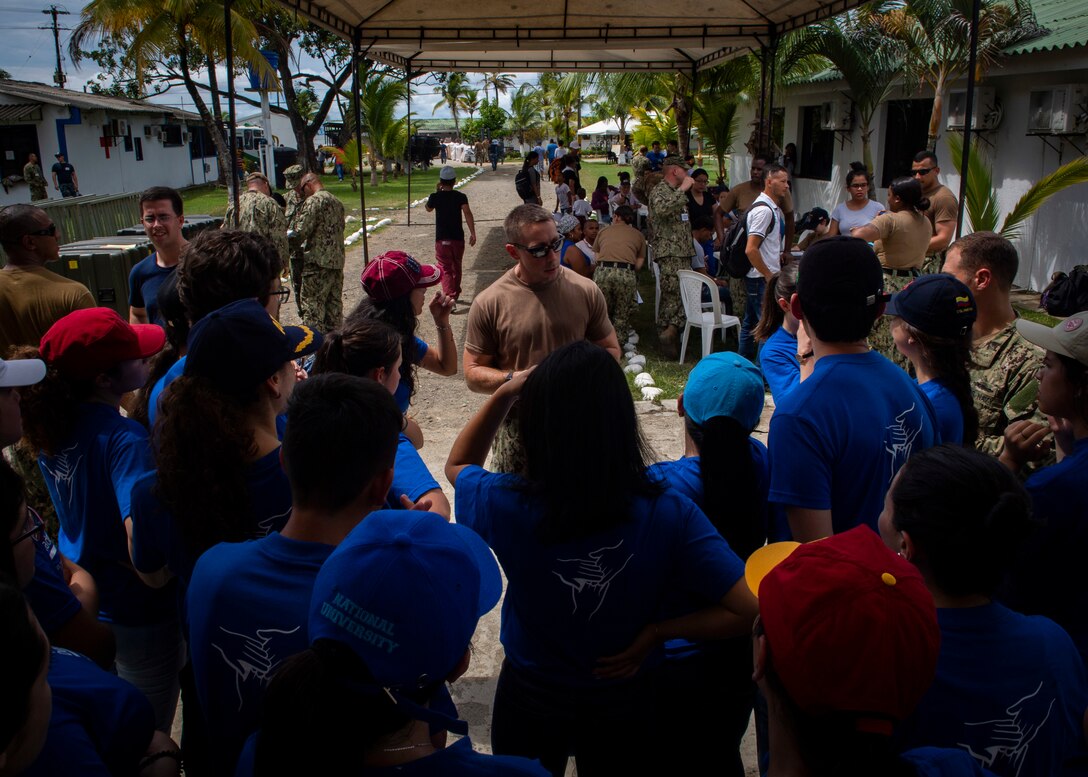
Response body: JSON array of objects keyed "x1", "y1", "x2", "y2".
[
  {"x1": 595, "y1": 265, "x2": 637, "y2": 340},
  {"x1": 729, "y1": 275, "x2": 747, "y2": 323},
  {"x1": 289, "y1": 249, "x2": 305, "y2": 299},
  {"x1": 921, "y1": 252, "x2": 944, "y2": 276},
  {"x1": 30, "y1": 185, "x2": 48, "y2": 202},
  {"x1": 870, "y1": 271, "x2": 916, "y2": 372},
  {"x1": 299, "y1": 264, "x2": 344, "y2": 334},
  {"x1": 656, "y1": 255, "x2": 690, "y2": 332},
  {"x1": 490, "y1": 413, "x2": 526, "y2": 475}
]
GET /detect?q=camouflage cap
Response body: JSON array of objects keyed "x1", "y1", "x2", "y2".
[
  {"x1": 283, "y1": 164, "x2": 303, "y2": 180},
  {"x1": 661, "y1": 155, "x2": 687, "y2": 169}
]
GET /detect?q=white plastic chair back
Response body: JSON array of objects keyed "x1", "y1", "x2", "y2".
[{"x1": 676, "y1": 270, "x2": 741, "y2": 364}]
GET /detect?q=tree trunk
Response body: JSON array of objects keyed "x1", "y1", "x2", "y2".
[
  {"x1": 369, "y1": 152, "x2": 379, "y2": 187},
  {"x1": 927, "y1": 73, "x2": 947, "y2": 151},
  {"x1": 179, "y1": 31, "x2": 230, "y2": 185},
  {"x1": 676, "y1": 97, "x2": 692, "y2": 158}
]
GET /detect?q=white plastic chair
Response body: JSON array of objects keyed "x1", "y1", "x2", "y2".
[
  {"x1": 648, "y1": 245, "x2": 661, "y2": 323},
  {"x1": 677, "y1": 270, "x2": 741, "y2": 364}
]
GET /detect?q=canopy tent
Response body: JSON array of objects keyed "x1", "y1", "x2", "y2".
[
  {"x1": 273, "y1": 0, "x2": 868, "y2": 73},
  {"x1": 575, "y1": 118, "x2": 641, "y2": 136}
]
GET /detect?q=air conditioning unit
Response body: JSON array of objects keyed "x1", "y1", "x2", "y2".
[
  {"x1": 144, "y1": 125, "x2": 152, "y2": 137},
  {"x1": 181, "y1": 131, "x2": 189, "y2": 143},
  {"x1": 820, "y1": 98, "x2": 853, "y2": 131},
  {"x1": 117, "y1": 119, "x2": 129, "y2": 137},
  {"x1": 151, "y1": 125, "x2": 162, "y2": 138},
  {"x1": 946, "y1": 87, "x2": 1001, "y2": 130},
  {"x1": 1027, "y1": 85, "x2": 1088, "y2": 135}
]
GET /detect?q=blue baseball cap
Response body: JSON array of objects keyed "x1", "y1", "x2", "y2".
[
  {"x1": 184, "y1": 298, "x2": 322, "y2": 395},
  {"x1": 308, "y1": 510, "x2": 502, "y2": 733},
  {"x1": 886, "y1": 273, "x2": 976, "y2": 338},
  {"x1": 681, "y1": 352, "x2": 765, "y2": 431}
]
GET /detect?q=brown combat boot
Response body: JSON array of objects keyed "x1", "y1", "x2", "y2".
[{"x1": 658, "y1": 325, "x2": 680, "y2": 359}]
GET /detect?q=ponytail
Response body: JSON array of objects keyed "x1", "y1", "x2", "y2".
[{"x1": 753, "y1": 262, "x2": 800, "y2": 343}]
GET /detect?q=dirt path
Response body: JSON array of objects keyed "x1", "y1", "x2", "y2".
[{"x1": 282, "y1": 162, "x2": 759, "y2": 773}]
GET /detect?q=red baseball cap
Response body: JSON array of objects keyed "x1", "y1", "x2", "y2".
[
  {"x1": 747, "y1": 526, "x2": 940, "y2": 734},
  {"x1": 360, "y1": 250, "x2": 441, "y2": 303},
  {"x1": 40, "y1": 307, "x2": 165, "y2": 380}
]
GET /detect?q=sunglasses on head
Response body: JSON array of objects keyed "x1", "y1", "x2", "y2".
[{"x1": 513, "y1": 237, "x2": 563, "y2": 258}]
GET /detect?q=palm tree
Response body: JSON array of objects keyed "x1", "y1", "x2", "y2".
[
  {"x1": 320, "y1": 139, "x2": 362, "y2": 191},
  {"x1": 632, "y1": 109, "x2": 678, "y2": 149},
  {"x1": 538, "y1": 72, "x2": 578, "y2": 143},
  {"x1": 347, "y1": 66, "x2": 409, "y2": 186},
  {"x1": 583, "y1": 73, "x2": 660, "y2": 150},
  {"x1": 462, "y1": 91, "x2": 481, "y2": 121},
  {"x1": 782, "y1": 8, "x2": 906, "y2": 177},
  {"x1": 481, "y1": 72, "x2": 516, "y2": 104},
  {"x1": 947, "y1": 134, "x2": 1088, "y2": 240},
  {"x1": 433, "y1": 72, "x2": 471, "y2": 135},
  {"x1": 693, "y1": 96, "x2": 740, "y2": 186},
  {"x1": 70, "y1": 0, "x2": 273, "y2": 185},
  {"x1": 507, "y1": 83, "x2": 543, "y2": 152},
  {"x1": 883, "y1": 0, "x2": 1036, "y2": 150}
]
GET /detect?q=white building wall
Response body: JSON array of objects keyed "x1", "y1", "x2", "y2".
[
  {"x1": 737, "y1": 47, "x2": 1088, "y2": 290},
  {"x1": 0, "y1": 101, "x2": 217, "y2": 208}
]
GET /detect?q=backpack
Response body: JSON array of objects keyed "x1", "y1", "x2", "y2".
[
  {"x1": 1041, "y1": 265, "x2": 1088, "y2": 317},
  {"x1": 723, "y1": 201, "x2": 775, "y2": 279},
  {"x1": 514, "y1": 168, "x2": 534, "y2": 200},
  {"x1": 548, "y1": 157, "x2": 564, "y2": 185}
]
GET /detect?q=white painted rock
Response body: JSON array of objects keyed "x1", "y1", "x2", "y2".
[
  {"x1": 627, "y1": 333, "x2": 640, "y2": 345},
  {"x1": 634, "y1": 372, "x2": 655, "y2": 387},
  {"x1": 641, "y1": 386, "x2": 664, "y2": 401},
  {"x1": 623, "y1": 363, "x2": 644, "y2": 375},
  {"x1": 623, "y1": 342, "x2": 637, "y2": 353},
  {"x1": 627, "y1": 354, "x2": 646, "y2": 366}
]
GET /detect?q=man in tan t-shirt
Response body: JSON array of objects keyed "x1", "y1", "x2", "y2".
[
  {"x1": 0, "y1": 204, "x2": 94, "y2": 355},
  {"x1": 464, "y1": 203, "x2": 620, "y2": 472},
  {"x1": 911, "y1": 150, "x2": 958, "y2": 271}
]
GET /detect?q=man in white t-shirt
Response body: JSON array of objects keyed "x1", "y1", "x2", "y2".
[{"x1": 740, "y1": 163, "x2": 788, "y2": 361}]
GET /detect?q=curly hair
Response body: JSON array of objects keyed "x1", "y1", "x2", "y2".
[
  {"x1": 346, "y1": 296, "x2": 418, "y2": 403},
  {"x1": 153, "y1": 375, "x2": 260, "y2": 557},
  {"x1": 8, "y1": 345, "x2": 94, "y2": 456}
]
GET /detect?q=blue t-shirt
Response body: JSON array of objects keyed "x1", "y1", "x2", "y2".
[
  {"x1": 389, "y1": 433, "x2": 441, "y2": 509},
  {"x1": 768, "y1": 350, "x2": 938, "y2": 535},
  {"x1": 130, "y1": 446, "x2": 293, "y2": 599},
  {"x1": 898, "y1": 603, "x2": 1088, "y2": 777},
  {"x1": 187, "y1": 532, "x2": 335, "y2": 775},
  {"x1": 127, "y1": 252, "x2": 175, "y2": 327},
  {"x1": 1004, "y1": 438, "x2": 1088, "y2": 669},
  {"x1": 902, "y1": 747, "x2": 998, "y2": 777},
  {"x1": 147, "y1": 354, "x2": 187, "y2": 426},
  {"x1": 919, "y1": 379, "x2": 962, "y2": 445},
  {"x1": 234, "y1": 733, "x2": 550, "y2": 777},
  {"x1": 24, "y1": 533, "x2": 81, "y2": 634},
  {"x1": 760, "y1": 326, "x2": 799, "y2": 403},
  {"x1": 23, "y1": 648, "x2": 153, "y2": 777},
  {"x1": 545, "y1": 143, "x2": 558, "y2": 162},
  {"x1": 393, "y1": 336, "x2": 428, "y2": 413},
  {"x1": 38, "y1": 402, "x2": 170, "y2": 624},
  {"x1": 453, "y1": 465, "x2": 745, "y2": 687},
  {"x1": 646, "y1": 150, "x2": 667, "y2": 170}
]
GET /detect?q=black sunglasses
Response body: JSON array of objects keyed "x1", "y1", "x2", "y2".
[
  {"x1": 11, "y1": 507, "x2": 44, "y2": 547},
  {"x1": 513, "y1": 237, "x2": 563, "y2": 258},
  {"x1": 271, "y1": 287, "x2": 291, "y2": 304},
  {"x1": 912, "y1": 168, "x2": 934, "y2": 176},
  {"x1": 24, "y1": 223, "x2": 57, "y2": 238}
]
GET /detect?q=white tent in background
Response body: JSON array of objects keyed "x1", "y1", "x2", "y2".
[{"x1": 575, "y1": 118, "x2": 641, "y2": 136}]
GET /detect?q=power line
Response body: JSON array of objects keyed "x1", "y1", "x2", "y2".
[{"x1": 40, "y1": 5, "x2": 70, "y2": 88}]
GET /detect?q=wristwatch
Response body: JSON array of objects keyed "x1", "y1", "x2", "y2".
[{"x1": 505, "y1": 370, "x2": 514, "y2": 382}]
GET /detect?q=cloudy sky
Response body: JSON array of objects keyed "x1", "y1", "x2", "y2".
[{"x1": 0, "y1": 0, "x2": 541, "y2": 124}]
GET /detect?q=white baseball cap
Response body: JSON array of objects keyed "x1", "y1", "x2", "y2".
[
  {"x1": 1017, "y1": 312, "x2": 1088, "y2": 366},
  {"x1": 0, "y1": 357, "x2": 46, "y2": 388}
]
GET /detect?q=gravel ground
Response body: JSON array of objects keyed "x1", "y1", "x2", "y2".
[{"x1": 281, "y1": 160, "x2": 761, "y2": 774}]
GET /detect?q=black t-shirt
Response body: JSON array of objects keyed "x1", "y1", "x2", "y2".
[
  {"x1": 51, "y1": 162, "x2": 75, "y2": 184},
  {"x1": 427, "y1": 189, "x2": 468, "y2": 241},
  {"x1": 686, "y1": 190, "x2": 715, "y2": 226}
]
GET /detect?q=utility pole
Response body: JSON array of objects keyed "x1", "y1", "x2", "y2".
[{"x1": 41, "y1": 6, "x2": 70, "y2": 89}]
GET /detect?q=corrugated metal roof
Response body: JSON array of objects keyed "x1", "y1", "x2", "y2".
[
  {"x1": 0, "y1": 103, "x2": 42, "y2": 122},
  {"x1": 0, "y1": 79, "x2": 199, "y2": 120},
  {"x1": 1006, "y1": 0, "x2": 1088, "y2": 55}
]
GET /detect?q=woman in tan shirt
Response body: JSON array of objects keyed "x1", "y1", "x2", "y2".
[{"x1": 851, "y1": 177, "x2": 934, "y2": 368}]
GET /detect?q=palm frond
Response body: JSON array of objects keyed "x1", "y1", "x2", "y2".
[
  {"x1": 1000, "y1": 156, "x2": 1088, "y2": 241},
  {"x1": 945, "y1": 133, "x2": 1000, "y2": 233}
]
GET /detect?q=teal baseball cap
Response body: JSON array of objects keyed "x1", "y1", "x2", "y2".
[{"x1": 681, "y1": 352, "x2": 765, "y2": 431}]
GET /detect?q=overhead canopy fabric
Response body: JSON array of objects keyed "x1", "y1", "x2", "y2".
[
  {"x1": 275, "y1": 0, "x2": 866, "y2": 71},
  {"x1": 576, "y1": 118, "x2": 641, "y2": 135}
]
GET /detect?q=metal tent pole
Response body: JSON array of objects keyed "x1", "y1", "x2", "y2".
[
  {"x1": 224, "y1": 0, "x2": 239, "y2": 223},
  {"x1": 406, "y1": 64, "x2": 412, "y2": 226},
  {"x1": 758, "y1": 45, "x2": 769, "y2": 155},
  {"x1": 354, "y1": 29, "x2": 370, "y2": 266},
  {"x1": 956, "y1": 0, "x2": 983, "y2": 239}
]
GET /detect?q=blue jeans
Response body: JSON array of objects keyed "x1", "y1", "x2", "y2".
[
  {"x1": 739, "y1": 276, "x2": 766, "y2": 362},
  {"x1": 112, "y1": 618, "x2": 186, "y2": 733}
]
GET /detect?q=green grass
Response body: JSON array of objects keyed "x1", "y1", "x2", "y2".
[
  {"x1": 180, "y1": 167, "x2": 454, "y2": 218},
  {"x1": 1014, "y1": 306, "x2": 1060, "y2": 327}
]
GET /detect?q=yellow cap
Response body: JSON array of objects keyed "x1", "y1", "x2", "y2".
[{"x1": 745, "y1": 541, "x2": 801, "y2": 597}]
